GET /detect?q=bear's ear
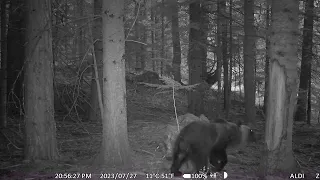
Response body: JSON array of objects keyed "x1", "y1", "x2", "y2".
[{"x1": 235, "y1": 119, "x2": 242, "y2": 126}]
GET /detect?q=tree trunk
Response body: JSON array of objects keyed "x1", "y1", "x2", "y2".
[
  {"x1": 7, "y1": 0, "x2": 25, "y2": 116},
  {"x1": 243, "y1": 0, "x2": 256, "y2": 124},
  {"x1": 264, "y1": 4, "x2": 271, "y2": 114},
  {"x1": 187, "y1": 2, "x2": 206, "y2": 116},
  {"x1": 0, "y1": 0, "x2": 8, "y2": 128},
  {"x1": 24, "y1": 0, "x2": 58, "y2": 161},
  {"x1": 150, "y1": 1, "x2": 156, "y2": 71},
  {"x1": 258, "y1": 0, "x2": 300, "y2": 176},
  {"x1": 140, "y1": 0, "x2": 147, "y2": 70},
  {"x1": 170, "y1": 0, "x2": 182, "y2": 83},
  {"x1": 228, "y1": 0, "x2": 233, "y2": 104},
  {"x1": 96, "y1": 0, "x2": 131, "y2": 166},
  {"x1": 307, "y1": 78, "x2": 311, "y2": 124},
  {"x1": 220, "y1": 0, "x2": 229, "y2": 117},
  {"x1": 216, "y1": 0, "x2": 222, "y2": 92},
  {"x1": 295, "y1": 0, "x2": 314, "y2": 122},
  {"x1": 160, "y1": 0, "x2": 165, "y2": 76},
  {"x1": 134, "y1": 1, "x2": 141, "y2": 71},
  {"x1": 88, "y1": 0, "x2": 103, "y2": 121}
]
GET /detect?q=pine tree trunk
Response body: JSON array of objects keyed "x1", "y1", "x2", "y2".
[
  {"x1": 258, "y1": 0, "x2": 300, "y2": 176},
  {"x1": 96, "y1": 0, "x2": 131, "y2": 166},
  {"x1": 295, "y1": 0, "x2": 314, "y2": 122},
  {"x1": 170, "y1": 0, "x2": 182, "y2": 83},
  {"x1": 24, "y1": 0, "x2": 58, "y2": 161},
  {"x1": 220, "y1": 0, "x2": 230, "y2": 117},
  {"x1": 228, "y1": 0, "x2": 233, "y2": 105},
  {"x1": 0, "y1": 0, "x2": 8, "y2": 128},
  {"x1": 89, "y1": 0, "x2": 103, "y2": 121},
  {"x1": 307, "y1": 78, "x2": 311, "y2": 124},
  {"x1": 160, "y1": 0, "x2": 165, "y2": 76},
  {"x1": 216, "y1": 0, "x2": 222, "y2": 92},
  {"x1": 150, "y1": 1, "x2": 156, "y2": 71},
  {"x1": 264, "y1": 4, "x2": 270, "y2": 114},
  {"x1": 187, "y1": 2, "x2": 206, "y2": 116},
  {"x1": 243, "y1": 0, "x2": 256, "y2": 124}
]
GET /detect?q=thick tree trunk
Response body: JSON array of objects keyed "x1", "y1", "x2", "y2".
[
  {"x1": 89, "y1": 0, "x2": 103, "y2": 121},
  {"x1": 24, "y1": 0, "x2": 58, "y2": 161},
  {"x1": 0, "y1": 0, "x2": 8, "y2": 128},
  {"x1": 243, "y1": 0, "x2": 256, "y2": 124},
  {"x1": 170, "y1": 0, "x2": 182, "y2": 83},
  {"x1": 258, "y1": 0, "x2": 300, "y2": 176},
  {"x1": 187, "y1": 2, "x2": 206, "y2": 116},
  {"x1": 295, "y1": 0, "x2": 314, "y2": 122},
  {"x1": 96, "y1": 0, "x2": 131, "y2": 166}
]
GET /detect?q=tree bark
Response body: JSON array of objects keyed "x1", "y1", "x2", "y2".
[
  {"x1": 295, "y1": 0, "x2": 314, "y2": 122},
  {"x1": 264, "y1": 4, "x2": 271, "y2": 114},
  {"x1": 170, "y1": 0, "x2": 182, "y2": 83},
  {"x1": 307, "y1": 78, "x2": 311, "y2": 124},
  {"x1": 258, "y1": 0, "x2": 300, "y2": 176},
  {"x1": 0, "y1": 0, "x2": 8, "y2": 128},
  {"x1": 220, "y1": 0, "x2": 229, "y2": 117},
  {"x1": 243, "y1": 0, "x2": 256, "y2": 124},
  {"x1": 89, "y1": 0, "x2": 103, "y2": 121},
  {"x1": 187, "y1": 2, "x2": 206, "y2": 116},
  {"x1": 216, "y1": 0, "x2": 223, "y2": 92},
  {"x1": 96, "y1": 0, "x2": 131, "y2": 166},
  {"x1": 160, "y1": 0, "x2": 165, "y2": 76},
  {"x1": 228, "y1": 0, "x2": 233, "y2": 107},
  {"x1": 24, "y1": 0, "x2": 58, "y2": 161}
]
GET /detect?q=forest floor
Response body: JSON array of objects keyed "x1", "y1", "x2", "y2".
[{"x1": 0, "y1": 81, "x2": 320, "y2": 180}]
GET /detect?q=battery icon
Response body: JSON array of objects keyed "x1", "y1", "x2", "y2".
[{"x1": 182, "y1": 174, "x2": 191, "y2": 178}]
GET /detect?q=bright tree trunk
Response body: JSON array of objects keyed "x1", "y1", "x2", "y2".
[
  {"x1": 259, "y1": 0, "x2": 300, "y2": 176},
  {"x1": 96, "y1": 0, "x2": 131, "y2": 166},
  {"x1": 24, "y1": 0, "x2": 58, "y2": 161}
]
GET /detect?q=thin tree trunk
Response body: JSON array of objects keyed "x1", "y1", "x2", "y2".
[
  {"x1": 264, "y1": 4, "x2": 270, "y2": 114},
  {"x1": 151, "y1": 0, "x2": 155, "y2": 71},
  {"x1": 228, "y1": 0, "x2": 233, "y2": 103},
  {"x1": 295, "y1": 0, "x2": 314, "y2": 122},
  {"x1": 160, "y1": 0, "x2": 165, "y2": 76},
  {"x1": 243, "y1": 0, "x2": 256, "y2": 124},
  {"x1": 258, "y1": 0, "x2": 300, "y2": 176},
  {"x1": 307, "y1": 78, "x2": 311, "y2": 124},
  {"x1": 96, "y1": 0, "x2": 131, "y2": 166},
  {"x1": 170, "y1": 0, "x2": 182, "y2": 83},
  {"x1": 0, "y1": 0, "x2": 8, "y2": 127},
  {"x1": 24, "y1": 0, "x2": 58, "y2": 161},
  {"x1": 216, "y1": 0, "x2": 222, "y2": 92},
  {"x1": 88, "y1": 0, "x2": 103, "y2": 121},
  {"x1": 221, "y1": 0, "x2": 229, "y2": 117},
  {"x1": 7, "y1": 0, "x2": 25, "y2": 116}
]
